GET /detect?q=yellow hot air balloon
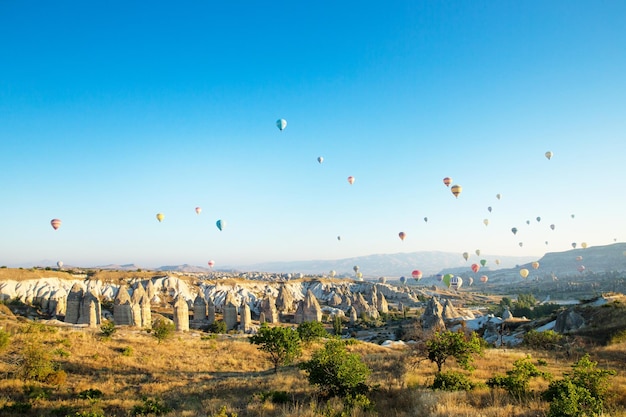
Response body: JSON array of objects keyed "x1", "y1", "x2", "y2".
[
  {"x1": 519, "y1": 268, "x2": 529, "y2": 279},
  {"x1": 545, "y1": 151, "x2": 553, "y2": 160},
  {"x1": 495, "y1": 259, "x2": 500, "y2": 265},
  {"x1": 451, "y1": 184, "x2": 462, "y2": 198},
  {"x1": 581, "y1": 242, "x2": 588, "y2": 249},
  {"x1": 531, "y1": 261, "x2": 540, "y2": 270},
  {"x1": 483, "y1": 219, "x2": 489, "y2": 226},
  {"x1": 156, "y1": 213, "x2": 164, "y2": 222}
]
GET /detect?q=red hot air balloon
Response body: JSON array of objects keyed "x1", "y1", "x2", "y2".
[
  {"x1": 443, "y1": 177, "x2": 452, "y2": 187},
  {"x1": 208, "y1": 260, "x2": 215, "y2": 268},
  {"x1": 398, "y1": 232, "x2": 406, "y2": 241},
  {"x1": 195, "y1": 207, "x2": 202, "y2": 215},
  {"x1": 471, "y1": 263, "x2": 480, "y2": 273},
  {"x1": 412, "y1": 270, "x2": 422, "y2": 280},
  {"x1": 50, "y1": 219, "x2": 62, "y2": 230}
]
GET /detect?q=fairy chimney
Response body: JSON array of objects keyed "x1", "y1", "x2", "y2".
[
  {"x1": 173, "y1": 295, "x2": 189, "y2": 332},
  {"x1": 113, "y1": 284, "x2": 133, "y2": 325}
]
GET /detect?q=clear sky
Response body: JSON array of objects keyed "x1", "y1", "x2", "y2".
[{"x1": 1, "y1": 1, "x2": 625, "y2": 269}]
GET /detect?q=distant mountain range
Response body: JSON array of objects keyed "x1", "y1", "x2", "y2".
[{"x1": 16, "y1": 243, "x2": 626, "y2": 278}]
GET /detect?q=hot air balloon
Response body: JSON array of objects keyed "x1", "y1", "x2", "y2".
[
  {"x1": 576, "y1": 256, "x2": 583, "y2": 261},
  {"x1": 337, "y1": 236, "x2": 341, "y2": 241},
  {"x1": 571, "y1": 214, "x2": 575, "y2": 219},
  {"x1": 216, "y1": 219, "x2": 225, "y2": 231},
  {"x1": 550, "y1": 224, "x2": 556, "y2": 231},
  {"x1": 399, "y1": 276, "x2": 407, "y2": 285},
  {"x1": 347, "y1": 176, "x2": 355, "y2": 185},
  {"x1": 471, "y1": 263, "x2": 480, "y2": 273},
  {"x1": 495, "y1": 259, "x2": 501, "y2": 265},
  {"x1": 483, "y1": 219, "x2": 489, "y2": 226},
  {"x1": 536, "y1": 216, "x2": 541, "y2": 222},
  {"x1": 50, "y1": 219, "x2": 62, "y2": 230},
  {"x1": 468, "y1": 277, "x2": 474, "y2": 286},
  {"x1": 488, "y1": 206, "x2": 493, "y2": 213},
  {"x1": 276, "y1": 118, "x2": 287, "y2": 131},
  {"x1": 156, "y1": 213, "x2": 164, "y2": 222},
  {"x1": 329, "y1": 270, "x2": 336, "y2": 278},
  {"x1": 480, "y1": 259, "x2": 487, "y2": 267},
  {"x1": 451, "y1": 184, "x2": 462, "y2": 198},
  {"x1": 353, "y1": 265, "x2": 359, "y2": 273},
  {"x1": 443, "y1": 274, "x2": 453, "y2": 288},
  {"x1": 581, "y1": 242, "x2": 588, "y2": 249},
  {"x1": 577, "y1": 265, "x2": 586, "y2": 273},
  {"x1": 436, "y1": 274, "x2": 443, "y2": 282},
  {"x1": 356, "y1": 272, "x2": 363, "y2": 281},
  {"x1": 378, "y1": 276, "x2": 387, "y2": 284},
  {"x1": 545, "y1": 151, "x2": 553, "y2": 160},
  {"x1": 531, "y1": 261, "x2": 540, "y2": 270},
  {"x1": 450, "y1": 276, "x2": 463, "y2": 291},
  {"x1": 412, "y1": 270, "x2": 422, "y2": 280},
  {"x1": 57, "y1": 261, "x2": 63, "y2": 269},
  {"x1": 511, "y1": 227, "x2": 518, "y2": 235},
  {"x1": 462, "y1": 252, "x2": 469, "y2": 261},
  {"x1": 399, "y1": 232, "x2": 406, "y2": 241},
  {"x1": 519, "y1": 242, "x2": 524, "y2": 247},
  {"x1": 480, "y1": 275, "x2": 488, "y2": 283},
  {"x1": 571, "y1": 242, "x2": 577, "y2": 249},
  {"x1": 475, "y1": 249, "x2": 481, "y2": 256},
  {"x1": 443, "y1": 177, "x2": 452, "y2": 187},
  {"x1": 424, "y1": 217, "x2": 428, "y2": 223},
  {"x1": 545, "y1": 241, "x2": 549, "y2": 245},
  {"x1": 526, "y1": 220, "x2": 530, "y2": 225},
  {"x1": 496, "y1": 193, "x2": 502, "y2": 200},
  {"x1": 208, "y1": 260, "x2": 215, "y2": 268},
  {"x1": 519, "y1": 268, "x2": 529, "y2": 279},
  {"x1": 195, "y1": 207, "x2": 202, "y2": 215},
  {"x1": 317, "y1": 156, "x2": 323, "y2": 164}
]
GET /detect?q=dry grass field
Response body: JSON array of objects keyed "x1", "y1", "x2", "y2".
[{"x1": 0, "y1": 311, "x2": 625, "y2": 417}]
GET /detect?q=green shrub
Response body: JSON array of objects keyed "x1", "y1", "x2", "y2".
[
  {"x1": 121, "y1": 346, "x2": 133, "y2": 356},
  {"x1": 77, "y1": 388, "x2": 104, "y2": 400},
  {"x1": 431, "y1": 370, "x2": 474, "y2": 391},
  {"x1": 151, "y1": 319, "x2": 175, "y2": 343},
  {"x1": 54, "y1": 347, "x2": 70, "y2": 357},
  {"x1": 0, "y1": 328, "x2": 10, "y2": 350},
  {"x1": 544, "y1": 379, "x2": 602, "y2": 417},
  {"x1": 250, "y1": 323, "x2": 302, "y2": 373},
  {"x1": 300, "y1": 338, "x2": 370, "y2": 398},
  {"x1": 208, "y1": 320, "x2": 227, "y2": 334},
  {"x1": 131, "y1": 397, "x2": 172, "y2": 416},
  {"x1": 18, "y1": 343, "x2": 57, "y2": 382},
  {"x1": 25, "y1": 384, "x2": 51, "y2": 400},
  {"x1": 332, "y1": 315, "x2": 343, "y2": 336},
  {"x1": 487, "y1": 355, "x2": 551, "y2": 399},
  {"x1": 297, "y1": 320, "x2": 328, "y2": 343},
  {"x1": 256, "y1": 390, "x2": 291, "y2": 404},
  {"x1": 99, "y1": 321, "x2": 116, "y2": 338},
  {"x1": 609, "y1": 329, "x2": 626, "y2": 344},
  {"x1": 523, "y1": 329, "x2": 564, "y2": 351},
  {"x1": 210, "y1": 406, "x2": 238, "y2": 417}
]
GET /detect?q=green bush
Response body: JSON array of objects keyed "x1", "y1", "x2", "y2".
[
  {"x1": 0, "y1": 328, "x2": 10, "y2": 350},
  {"x1": 544, "y1": 380, "x2": 602, "y2": 417},
  {"x1": 151, "y1": 319, "x2": 175, "y2": 343},
  {"x1": 297, "y1": 320, "x2": 328, "y2": 343},
  {"x1": 18, "y1": 343, "x2": 57, "y2": 382},
  {"x1": 332, "y1": 315, "x2": 343, "y2": 336},
  {"x1": 131, "y1": 397, "x2": 172, "y2": 416},
  {"x1": 210, "y1": 406, "x2": 238, "y2": 417},
  {"x1": 250, "y1": 323, "x2": 302, "y2": 373},
  {"x1": 99, "y1": 321, "x2": 116, "y2": 338},
  {"x1": 300, "y1": 338, "x2": 370, "y2": 398},
  {"x1": 208, "y1": 320, "x2": 227, "y2": 334},
  {"x1": 431, "y1": 370, "x2": 474, "y2": 391},
  {"x1": 256, "y1": 390, "x2": 291, "y2": 404},
  {"x1": 522, "y1": 329, "x2": 564, "y2": 351},
  {"x1": 77, "y1": 388, "x2": 104, "y2": 400},
  {"x1": 487, "y1": 355, "x2": 551, "y2": 399}
]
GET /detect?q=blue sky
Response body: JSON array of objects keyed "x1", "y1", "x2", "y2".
[{"x1": 1, "y1": 1, "x2": 625, "y2": 269}]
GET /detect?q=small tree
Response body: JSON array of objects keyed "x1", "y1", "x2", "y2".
[
  {"x1": 426, "y1": 330, "x2": 483, "y2": 373},
  {"x1": 100, "y1": 320, "x2": 116, "y2": 339},
  {"x1": 151, "y1": 319, "x2": 175, "y2": 344},
  {"x1": 297, "y1": 321, "x2": 328, "y2": 344},
  {"x1": 300, "y1": 338, "x2": 370, "y2": 398},
  {"x1": 487, "y1": 355, "x2": 551, "y2": 399},
  {"x1": 249, "y1": 323, "x2": 301, "y2": 373},
  {"x1": 332, "y1": 315, "x2": 343, "y2": 336}
]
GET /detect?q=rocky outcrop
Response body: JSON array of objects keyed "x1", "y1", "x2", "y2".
[
  {"x1": 113, "y1": 285, "x2": 133, "y2": 325},
  {"x1": 65, "y1": 283, "x2": 84, "y2": 324},
  {"x1": 207, "y1": 297, "x2": 216, "y2": 325},
  {"x1": 260, "y1": 295, "x2": 278, "y2": 324},
  {"x1": 442, "y1": 299, "x2": 460, "y2": 320},
  {"x1": 377, "y1": 292, "x2": 389, "y2": 314},
  {"x1": 240, "y1": 299, "x2": 252, "y2": 333},
  {"x1": 173, "y1": 295, "x2": 189, "y2": 332},
  {"x1": 420, "y1": 297, "x2": 445, "y2": 331},
  {"x1": 223, "y1": 292, "x2": 238, "y2": 331},
  {"x1": 554, "y1": 308, "x2": 585, "y2": 333},
  {"x1": 79, "y1": 290, "x2": 101, "y2": 326},
  {"x1": 294, "y1": 290, "x2": 322, "y2": 323},
  {"x1": 352, "y1": 292, "x2": 379, "y2": 319},
  {"x1": 276, "y1": 285, "x2": 295, "y2": 313}
]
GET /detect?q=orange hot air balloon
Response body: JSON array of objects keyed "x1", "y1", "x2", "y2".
[
  {"x1": 480, "y1": 275, "x2": 488, "y2": 283},
  {"x1": 531, "y1": 261, "x2": 540, "y2": 270},
  {"x1": 195, "y1": 207, "x2": 202, "y2": 215},
  {"x1": 412, "y1": 270, "x2": 422, "y2": 280},
  {"x1": 398, "y1": 232, "x2": 406, "y2": 241},
  {"x1": 519, "y1": 268, "x2": 529, "y2": 279},
  {"x1": 443, "y1": 177, "x2": 452, "y2": 187},
  {"x1": 471, "y1": 263, "x2": 480, "y2": 273},
  {"x1": 50, "y1": 219, "x2": 62, "y2": 230},
  {"x1": 451, "y1": 184, "x2": 462, "y2": 198},
  {"x1": 156, "y1": 213, "x2": 165, "y2": 222},
  {"x1": 347, "y1": 176, "x2": 355, "y2": 185}
]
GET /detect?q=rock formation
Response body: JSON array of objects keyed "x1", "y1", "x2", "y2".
[
  {"x1": 276, "y1": 285, "x2": 295, "y2": 313},
  {"x1": 420, "y1": 297, "x2": 445, "y2": 330},
  {"x1": 240, "y1": 299, "x2": 252, "y2": 333},
  {"x1": 294, "y1": 289, "x2": 322, "y2": 323},
  {"x1": 554, "y1": 308, "x2": 585, "y2": 333},
  {"x1": 173, "y1": 295, "x2": 189, "y2": 332},
  {"x1": 223, "y1": 292, "x2": 239, "y2": 331},
  {"x1": 65, "y1": 283, "x2": 84, "y2": 324},
  {"x1": 113, "y1": 284, "x2": 133, "y2": 326},
  {"x1": 260, "y1": 295, "x2": 278, "y2": 324}
]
